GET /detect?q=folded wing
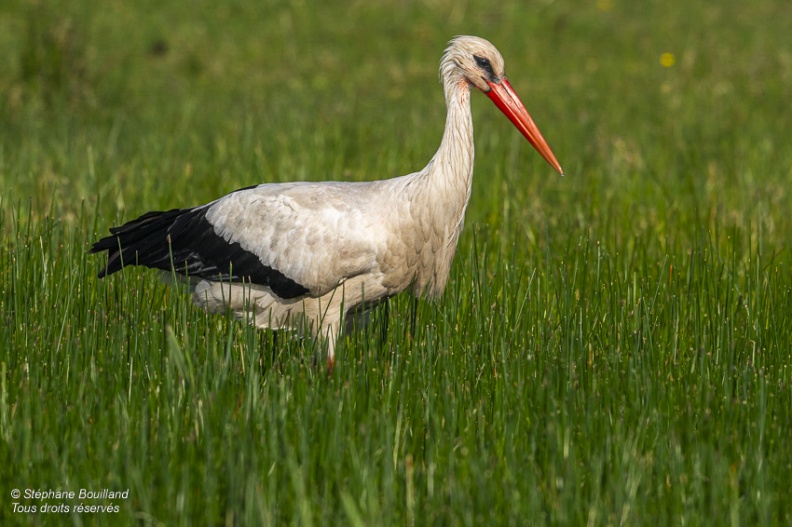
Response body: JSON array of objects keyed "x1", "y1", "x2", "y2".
[{"x1": 91, "y1": 182, "x2": 383, "y2": 299}]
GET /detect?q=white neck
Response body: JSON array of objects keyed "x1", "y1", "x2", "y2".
[
  {"x1": 406, "y1": 77, "x2": 475, "y2": 297},
  {"x1": 428, "y1": 77, "x2": 475, "y2": 191}
]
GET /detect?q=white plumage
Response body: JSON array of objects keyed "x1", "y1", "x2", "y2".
[{"x1": 91, "y1": 36, "x2": 563, "y2": 369}]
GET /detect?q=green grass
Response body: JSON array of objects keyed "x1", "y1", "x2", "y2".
[{"x1": 2, "y1": 0, "x2": 792, "y2": 525}]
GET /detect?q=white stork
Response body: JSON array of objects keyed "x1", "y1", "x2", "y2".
[{"x1": 91, "y1": 36, "x2": 563, "y2": 370}]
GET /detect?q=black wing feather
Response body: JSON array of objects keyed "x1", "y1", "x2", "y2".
[{"x1": 90, "y1": 205, "x2": 310, "y2": 299}]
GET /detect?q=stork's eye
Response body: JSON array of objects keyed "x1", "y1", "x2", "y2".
[{"x1": 473, "y1": 55, "x2": 495, "y2": 77}]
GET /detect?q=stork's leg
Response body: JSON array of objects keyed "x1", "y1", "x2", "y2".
[
  {"x1": 318, "y1": 320, "x2": 339, "y2": 374},
  {"x1": 378, "y1": 299, "x2": 390, "y2": 346},
  {"x1": 327, "y1": 352, "x2": 335, "y2": 376},
  {"x1": 408, "y1": 295, "x2": 420, "y2": 343}
]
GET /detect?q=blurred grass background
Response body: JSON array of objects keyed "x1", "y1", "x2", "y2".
[{"x1": 1, "y1": 0, "x2": 791, "y2": 525}]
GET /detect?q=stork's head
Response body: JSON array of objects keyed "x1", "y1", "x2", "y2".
[
  {"x1": 441, "y1": 36, "x2": 563, "y2": 175},
  {"x1": 440, "y1": 36, "x2": 507, "y2": 93}
]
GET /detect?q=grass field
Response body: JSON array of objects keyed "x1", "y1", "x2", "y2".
[{"x1": 2, "y1": 0, "x2": 792, "y2": 525}]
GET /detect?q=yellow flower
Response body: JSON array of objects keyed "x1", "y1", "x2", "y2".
[
  {"x1": 660, "y1": 52, "x2": 676, "y2": 68},
  {"x1": 596, "y1": 0, "x2": 614, "y2": 11}
]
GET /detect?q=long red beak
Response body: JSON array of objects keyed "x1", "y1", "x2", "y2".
[{"x1": 485, "y1": 78, "x2": 563, "y2": 175}]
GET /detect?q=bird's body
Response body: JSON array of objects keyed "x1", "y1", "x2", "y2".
[{"x1": 91, "y1": 36, "x2": 562, "y2": 368}]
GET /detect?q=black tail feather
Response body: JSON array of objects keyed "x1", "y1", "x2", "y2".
[
  {"x1": 90, "y1": 205, "x2": 310, "y2": 299},
  {"x1": 90, "y1": 207, "x2": 207, "y2": 277}
]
